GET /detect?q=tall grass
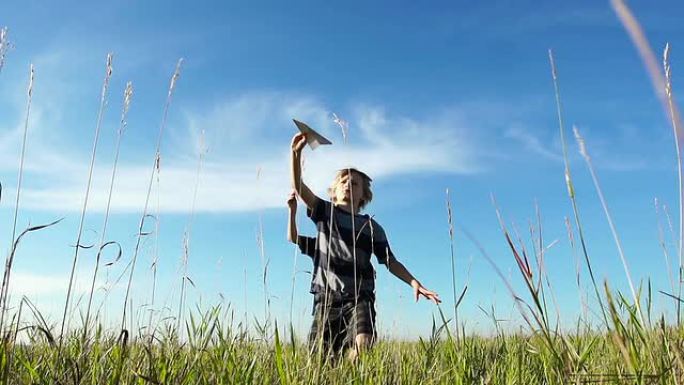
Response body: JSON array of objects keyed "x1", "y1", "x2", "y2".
[
  {"x1": 611, "y1": 0, "x2": 684, "y2": 324},
  {"x1": 445, "y1": 188, "x2": 462, "y2": 341},
  {"x1": 60, "y1": 54, "x2": 113, "y2": 345},
  {"x1": 177, "y1": 129, "x2": 206, "y2": 333},
  {"x1": 1, "y1": 301, "x2": 675, "y2": 385},
  {"x1": 664, "y1": 43, "x2": 684, "y2": 325},
  {"x1": 0, "y1": 64, "x2": 34, "y2": 334},
  {"x1": 121, "y1": 58, "x2": 183, "y2": 331},
  {"x1": 256, "y1": 167, "x2": 271, "y2": 325},
  {"x1": 573, "y1": 125, "x2": 644, "y2": 325},
  {"x1": 655, "y1": 198, "x2": 677, "y2": 300},
  {"x1": 83, "y1": 81, "x2": 133, "y2": 339},
  {"x1": 147, "y1": 145, "x2": 162, "y2": 333},
  {"x1": 548, "y1": 49, "x2": 609, "y2": 328}
]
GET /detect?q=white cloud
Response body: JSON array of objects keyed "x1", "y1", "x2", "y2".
[
  {"x1": 505, "y1": 124, "x2": 563, "y2": 162},
  {"x1": 1, "y1": 92, "x2": 485, "y2": 213},
  {"x1": 504, "y1": 124, "x2": 654, "y2": 172},
  {"x1": 8, "y1": 271, "x2": 98, "y2": 297}
]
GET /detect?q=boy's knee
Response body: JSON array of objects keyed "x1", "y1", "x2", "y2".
[
  {"x1": 347, "y1": 333, "x2": 373, "y2": 362},
  {"x1": 355, "y1": 333, "x2": 372, "y2": 352},
  {"x1": 356, "y1": 333, "x2": 371, "y2": 347}
]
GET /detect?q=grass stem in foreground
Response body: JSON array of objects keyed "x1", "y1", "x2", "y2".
[
  {"x1": 446, "y1": 188, "x2": 459, "y2": 341},
  {"x1": 121, "y1": 59, "x2": 183, "y2": 331},
  {"x1": 548, "y1": 49, "x2": 609, "y2": 328},
  {"x1": 60, "y1": 53, "x2": 113, "y2": 344},
  {"x1": 0, "y1": 64, "x2": 34, "y2": 334},
  {"x1": 573, "y1": 126, "x2": 644, "y2": 326},
  {"x1": 611, "y1": 0, "x2": 684, "y2": 324},
  {"x1": 83, "y1": 81, "x2": 133, "y2": 340}
]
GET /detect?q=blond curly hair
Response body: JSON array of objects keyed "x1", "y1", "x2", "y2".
[{"x1": 327, "y1": 168, "x2": 373, "y2": 210}]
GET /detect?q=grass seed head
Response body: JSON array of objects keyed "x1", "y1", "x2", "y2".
[
  {"x1": 120, "y1": 81, "x2": 133, "y2": 134},
  {"x1": 548, "y1": 49, "x2": 557, "y2": 81},
  {"x1": 563, "y1": 170, "x2": 574, "y2": 198},
  {"x1": 0, "y1": 27, "x2": 11, "y2": 73},
  {"x1": 572, "y1": 125, "x2": 589, "y2": 161},
  {"x1": 197, "y1": 129, "x2": 208, "y2": 157},
  {"x1": 332, "y1": 112, "x2": 349, "y2": 143},
  {"x1": 664, "y1": 43, "x2": 672, "y2": 98},
  {"x1": 102, "y1": 53, "x2": 113, "y2": 100},
  {"x1": 123, "y1": 81, "x2": 133, "y2": 113},
  {"x1": 169, "y1": 58, "x2": 183, "y2": 97},
  {"x1": 27, "y1": 64, "x2": 34, "y2": 97}
]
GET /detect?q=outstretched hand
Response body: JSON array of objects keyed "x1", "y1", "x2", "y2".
[
  {"x1": 411, "y1": 280, "x2": 441, "y2": 304},
  {"x1": 291, "y1": 133, "x2": 307, "y2": 155}
]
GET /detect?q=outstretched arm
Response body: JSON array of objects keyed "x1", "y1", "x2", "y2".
[
  {"x1": 290, "y1": 133, "x2": 319, "y2": 209},
  {"x1": 387, "y1": 260, "x2": 441, "y2": 304},
  {"x1": 287, "y1": 191, "x2": 298, "y2": 243}
]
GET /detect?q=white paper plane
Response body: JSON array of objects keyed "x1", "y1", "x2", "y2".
[{"x1": 293, "y1": 119, "x2": 332, "y2": 150}]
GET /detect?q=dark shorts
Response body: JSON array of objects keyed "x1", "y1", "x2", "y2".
[{"x1": 308, "y1": 296, "x2": 376, "y2": 354}]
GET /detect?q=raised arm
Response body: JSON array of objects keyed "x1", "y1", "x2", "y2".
[
  {"x1": 387, "y1": 259, "x2": 441, "y2": 304},
  {"x1": 290, "y1": 133, "x2": 319, "y2": 209}
]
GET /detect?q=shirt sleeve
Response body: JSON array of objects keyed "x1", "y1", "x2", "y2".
[
  {"x1": 306, "y1": 197, "x2": 329, "y2": 224},
  {"x1": 297, "y1": 236, "x2": 316, "y2": 259},
  {"x1": 371, "y1": 220, "x2": 397, "y2": 265}
]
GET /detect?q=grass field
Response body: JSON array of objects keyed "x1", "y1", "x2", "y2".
[{"x1": 2, "y1": 302, "x2": 684, "y2": 384}]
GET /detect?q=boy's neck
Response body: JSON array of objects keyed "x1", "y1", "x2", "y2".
[{"x1": 334, "y1": 201, "x2": 360, "y2": 215}]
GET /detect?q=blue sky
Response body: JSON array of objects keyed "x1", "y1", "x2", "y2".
[{"x1": 1, "y1": 0, "x2": 683, "y2": 338}]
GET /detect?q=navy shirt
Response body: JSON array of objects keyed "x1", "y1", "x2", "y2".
[{"x1": 307, "y1": 198, "x2": 396, "y2": 300}]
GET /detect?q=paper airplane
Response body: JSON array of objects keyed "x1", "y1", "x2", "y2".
[{"x1": 293, "y1": 119, "x2": 332, "y2": 150}]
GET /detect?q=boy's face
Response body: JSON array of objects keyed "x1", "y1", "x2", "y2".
[{"x1": 333, "y1": 172, "x2": 365, "y2": 209}]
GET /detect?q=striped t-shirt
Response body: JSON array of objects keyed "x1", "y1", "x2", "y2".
[
  {"x1": 306, "y1": 198, "x2": 396, "y2": 301},
  {"x1": 297, "y1": 235, "x2": 316, "y2": 259}
]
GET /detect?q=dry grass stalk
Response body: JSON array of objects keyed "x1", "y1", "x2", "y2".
[
  {"x1": 255, "y1": 166, "x2": 272, "y2": 324},
  {"x1": 84, "y1": 81, "x2": 134, "y2": 339},
  {"x1": 655, "y1": 198, "x2": 677, "y2": 298},
  {"x1": 663, "y1": 44, "x2": 684, "y2": 324},
  {"x1": 611, "y1": 0, "x2": 684, "y2": 324},
  {"x1": 0, "y1": 64, "x2": 34, "y2": 334},
  {"x1": 177, "y1": 129, "x2": 206, "y2": 332},
  {"x1": 445, "y1": 188, "x2": 459, "y2": 341},
  {"x1": 60, "y1": 53, "x2": 113, "y2": 344},
  {"x1": 288, "y1": 157, "x2": 306, "y2": 326},
  {"x1": 2, "y1": 218, "x2": 62, "y2": 341},
  {"x1": 343, "y1": 122, "x2": 361, "y2": 332},
  {"x1": 461, "y1": 224, "x2": 537, "y2": 334},
  {"x1": 121, "y1": 58, "x2": 183, "y2": 331},
  {"x1": 150, "y1": 152, "x2": 161, "y2": 310},
  {"x1": 532, "y1": 204, "x2": 563, "y2": 329},
  {"x1": 332, "y1": 113, "x2": 349, "y2": 144},
  {"x1": 610, "y1": 0, "x2": 684, "y2": 128},
  {"x1": 572, "y1": 125, "x2": 644, "y2": 326},
  {"x1": 564, "y1": 216, "x2": 588, "y2": 320},
  {"x1": 287, "y1": 147, "x2": 314, "y2": 327},
  {"x1": 146, "y1": 151, "x2": 162, "y2": 335},
  {"x1": 548, "y1": 49, "x2": 609, "y2": 328},
  {"x1": 330, "y1": 113, "x2": 360, "y2": 320},
  {"x1": 0, "y1": 27, "x2": 11, "y2": 73},
  {"x1": 489, "y1": 199, "x2": 572, "y2": 367}
]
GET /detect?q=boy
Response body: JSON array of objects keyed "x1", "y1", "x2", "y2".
[{"x1": 289, "y1": 132, "x2": 441, "y2": 360}]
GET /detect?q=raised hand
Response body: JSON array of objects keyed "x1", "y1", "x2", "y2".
[{"x1": 291, "y1": 133, "x2": 307, "y2": 155}]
